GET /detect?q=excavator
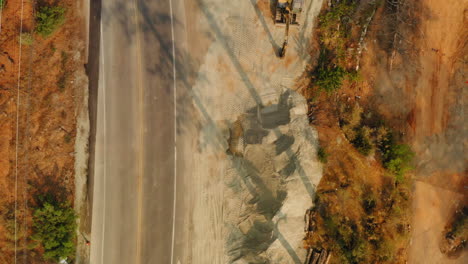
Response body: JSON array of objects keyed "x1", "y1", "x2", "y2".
[{"x1": 275, "y1": 0, "x2": 303, "y2": 58}]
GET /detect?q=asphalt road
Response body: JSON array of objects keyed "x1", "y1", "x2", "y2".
[{"x1": 90, "y1": 0, "x2": 181, "y2": 263}]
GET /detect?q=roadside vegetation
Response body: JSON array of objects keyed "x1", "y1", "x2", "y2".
[
  {"x1": 0, "y1": 194, "x2": 76, "y2": 263},
  {"x1": 0, "y1": 0, "x2": 81, "y2": 262},
  {"x1": 32, "y1": 194, "x2": 77, "y2": 262},
  {"x1": 35, "y1": 5, "x2": 66, "y2": 37},
  {"x1": 0, "y1": 203, "x2": 39, "y2": 263},
  {"x1": 302, "y1": 0, "x2": 414, "y2": 263}
]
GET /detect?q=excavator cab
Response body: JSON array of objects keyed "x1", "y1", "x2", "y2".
[{"x1": 274, "y1": 0, "x2": 303, "y2": 27}]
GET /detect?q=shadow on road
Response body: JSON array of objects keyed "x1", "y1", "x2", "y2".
[{"x1": 100, "y1": 0, "x2": 318, "y2": 262}]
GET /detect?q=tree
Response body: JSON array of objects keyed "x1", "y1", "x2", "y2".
[{"x1": 32, "y1": 202, "x2": 76, "y2": 261}]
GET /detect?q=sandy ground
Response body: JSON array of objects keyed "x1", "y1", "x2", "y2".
[
  {"x1": 171, "y1": 0, "x2": 325, "y2": 263},
  {"x1": 410, "y1": 181, "x2": 466, "y2": 264},
  {"x1": 398, "y1": 1, "x2": 467, "y2": 262},
  {"x1": 73, "y1": 0, "x2": 91, "y2": 262}
]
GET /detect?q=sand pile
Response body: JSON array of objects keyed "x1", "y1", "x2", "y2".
[{"x1": 222, "y1": 90, "x2": 322, "y2": 264}]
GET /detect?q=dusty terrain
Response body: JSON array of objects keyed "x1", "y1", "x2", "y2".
[
  {"x1": 0, "y1": 0, "x2": 87, "y2": 263},
  {"x1": 171, "y1": 0, "x2": 325, "y2": 263},
  {"x1": 359, "y1": 0, "x2": 468, "y2": 263},
  {"x1": 297, "y1": 0, "x2": 467, "y2": 263}
]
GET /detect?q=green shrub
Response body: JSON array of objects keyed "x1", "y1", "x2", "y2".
[
  {"x1": 0, "y1": 0, "x2": 5, "y2": 9},
  {"x1": 379, "y1": 136, "x2": 414, "y2": 180},
  {"x1": 313, "y1": 48, "x2": 348, "y2": 92},
  {"x1": 20, "y1": 32, "x2": 34, "y2": 45},
  {"x1": 316, "y1": 65, "x2": 348, "y2": 92},
  {"x1": 317, "y1": 147, "x2": 328, "y2": 163},
  {"x1": 35, "y1": 6, "x2": 66, "y2": 37},
  {"x1": 32, "y1": 201, "x2": 76, "y2": 261}
]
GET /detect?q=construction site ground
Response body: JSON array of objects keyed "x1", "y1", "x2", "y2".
[{"x1": 171, "y1": 0, "x2": 325, "y2": 263}]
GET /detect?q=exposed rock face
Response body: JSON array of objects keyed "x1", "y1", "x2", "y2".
[{"x1": 224, "y1": 90, "x2": 322, "y2": 264}]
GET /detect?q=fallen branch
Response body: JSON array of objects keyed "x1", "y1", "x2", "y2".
[{"x1": 355, "y1": 3, "x2": 378, "y2": 71}]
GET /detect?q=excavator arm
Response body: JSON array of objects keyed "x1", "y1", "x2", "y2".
[{"x1": 279, "y1": 7, "x2": 291, "y2": 58}]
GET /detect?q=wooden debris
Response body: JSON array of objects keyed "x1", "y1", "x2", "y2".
[{"x1": 305, "y1": 249, "x2": 331, "y2": 264}]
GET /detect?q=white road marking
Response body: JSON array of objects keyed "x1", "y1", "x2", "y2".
[
  {"x1": 99, "y1": 24, "x2": 108, "y2": 264},
  {"x1": 14, "y1": 1, "x2": 25, "y2": 264},
  {"x1": 132, "y1": 0, "x2": 145, "y2": 262},
  {"x1": 97, "y1": 1, "x2": 179, "y2": 262},
  {"x1": 169, "y1": 0, "x2": 178, "y2": 263}
]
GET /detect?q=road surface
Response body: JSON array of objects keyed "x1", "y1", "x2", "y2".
[
  {"x1": 89, "y1": 0, "x2": 323, "y2": 263},
  {"x1": 90, "y1": 0, "x2": 186, "y2": 263}
]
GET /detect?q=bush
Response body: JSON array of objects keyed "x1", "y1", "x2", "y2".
[
  {"x1": 32, "y1": 201, "x2": 76, "y2": 261},
  {"x1": 316, "y1": 65, "x2": 348, "y2": 92},
  {"x1": 0, "y1": 0, "x2": 5, "y2": 9},
  {"x1": 314, "y1": 48, "x2": 349, "y2": 92},
  {"x1": 35, "y1": 6, "x2": 66, "y2": 37},
  {"x1": 351, "y1": 127, "x2": 374, "y2": 156},
  {"x1": 380, "y1": 136, "x2": 414, "y2": 180}
]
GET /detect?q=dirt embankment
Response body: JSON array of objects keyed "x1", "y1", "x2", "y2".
[
  {"x1": 358, "y1": 0, "x2": 468, "y2": 263},
  {"x1": 300, "y1": 0, "x2": 466, "y2": 263},
  {"x1": 0, "y1": 0, "x2": 87, "y2": 263}
]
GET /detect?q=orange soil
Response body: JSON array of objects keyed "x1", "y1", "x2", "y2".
[
  {"x1": 0, "y1": 0, "x2": 85, "y2": 263},
  {"x1": 359, "y1": 0, "x2": 468, "y2": 263}
]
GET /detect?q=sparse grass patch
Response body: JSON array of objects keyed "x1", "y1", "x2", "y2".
[
  {"x1": 308, "y1": 174, "x2": 412, "y2": 263},
  {"x1": 35, "y1": 5, "x2": 66, "y2": 37},
  {"x1": 317, "y1": 146, "x2": 328, "y2": 163},
  {"x1": 64, "y1": 133, "x2": 72, "y2": 143},
  {"x1": 21, "y1": 32, "x2": 34, "y2": 45},
  {"x1": 57, "y1": 51, "x2": 70, "y2": 91}
]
